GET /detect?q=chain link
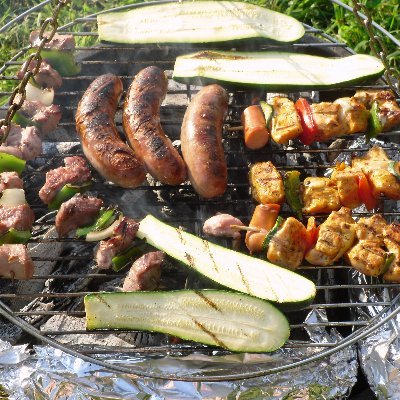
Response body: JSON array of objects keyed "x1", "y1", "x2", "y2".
[
  {"x1": 351, "y1": 1, "x2": 400, "y2": 96},
  {"x1": 0, "y1": 0, "x2": 70, "y2": 144}
]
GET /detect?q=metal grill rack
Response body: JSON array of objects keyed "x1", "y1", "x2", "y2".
[{"x1": 0, "y1": 0, "x2": 400, "y2": 381}]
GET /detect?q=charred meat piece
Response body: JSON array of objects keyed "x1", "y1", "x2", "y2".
[
  {"x1": 270, "y1": 97, "x2": 302, "y2": 144},
  {"x1": 330, "y1": 166, "x2": 361, "y2": 209},
  {"x1": 311, "y1": 102, "x2": 347, "y2": 141},
  {"x1": 302, "y1": 177, "x2": 341, "y2": 214},
  {"x1": 353, "y1": 90, "x2": 397, "y2": 108},
  {"x1": 0, "y1": 203, "x2": 35, "y2": 237},
  {"x1": 249, "y1": 161, "x2": 285, "y2": 205},
  {"x1": 95, "y1": 217, "x2": 139, "y2": 269},
  {"x1": 0, "y1": 244, "x2": 34, "y2": 279},
  {"x1": 0, "y1": 172, "x2": 23, "y2": 192},
  {"x1": 18, "y1": 99, "x2": 62, "y2": 136},
  {"x1": 203, "y1": 214, "x2": 244, "y2": 240},
  {"x1": 305, "y1": 207, "x2": 355, "y2": 266},
  {"x1": 352, "y1": 146, "x2": 400, "y2": 200},
  {"x1": 333, "y1": 97, "x2": 369, "y2": 134},
  {"x1": 267, "y1": 217, "x2": 307, "y2": 270},
  {"x1": 39, "y1": 156, "x2": 92, "y2": 205},
  {"x1": 382, "y1": 224, "x2": 400, "y2": 282},
  {"x1": 55, "y1": 194, "x2": 103, "y2": 238},
  {"x1": 346, "y1": 240, "x2": 387, "y2": 277},
  {"x1": 122, "y1": 251, "x2": 164, "y2": 291},
  {"x1": 30, "y1": 30, "x2": 75, "y2": 51},
  {"x1": 17, "y1": 59, "x2": 62, "y2": 89},
  {"x1": 355, "y1": 214, "x2": 387, "y2": 241},
  {"x1": 0, "y1": 124, "x2": 42, "y2": 161}
]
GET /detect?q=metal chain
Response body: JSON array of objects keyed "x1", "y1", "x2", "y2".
[
  {"x1": 0, "y1": 0, "x2": 70, "y2": 144},
  {"x1": 351, "y1": 1, "x2": 400, "y2": 96}
]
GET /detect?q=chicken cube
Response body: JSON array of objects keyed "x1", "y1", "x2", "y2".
[
  {"x1": 383, "y1": 223, "x2": 400, "y2": 282},
  {"x1": 330, "y1": 167, "x2": 361, "y2": 209},
  {"x1": 355, "y1": 214, "x2": 387, "y2": 242},
  {"x1": 334, "y1": 97, "x2": 369, "y2": 134},
  {"x1": 270, "y1": 97, "x2": 302, "y2": 144},
  {"x1": 267, "y1": 217, "x2": 307, "y2": 270},
  {"x1": 305, "y1": 207, "x2": 355, "y2": 266},
  {"x1": 352, "y1": 146, "x2": 400, "y2": 200},
  {"x1": 302, "y1": 177, "x2": 341, "y2": 214},
  {"x1": 249, "y1": 161, "x2": 285, "y2": 205}
]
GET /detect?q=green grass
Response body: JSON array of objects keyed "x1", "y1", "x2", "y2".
[{"x1": 0, "y1": 0, "x2": 398, "y2": 96}]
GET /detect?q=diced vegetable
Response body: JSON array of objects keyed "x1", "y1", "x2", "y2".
[
  {"x1": 295, "y1": 98, "x2": 319, "y2": 145},
  {"x1": 111, "y1": 245, "x2": 144, "y2": 272},
  {"x1": 381, "y1": 253, "x2": 395, "y2": 275},
  {"x1": 48, "y1": 182, "x2": 92, "y2": 210},
  {"x1": 12, "y1": 111, "x2": 36, "y2": 129},
  {"x1": 0, "y1": 152, "x2": 26, "y2": 175},
  {"x1": 25, "y1": 81, "x2": 54, "y2": 106},
  {"x1": 0, "y1": 228, "x2": 31, "y2": 245},
  {"x1": 388, "y1": 161, "x2": 400, "y2": 181},
  {"x1": 260, "y1": 101, "x2": 273, "y2": 128},
  {"x1": 241, "y1": 105, "x2": 270, "y2": 150},
  {"x1": 85, "y1": 289, "x2": 290, "y2": 353},
  {"x1": 357, "y1": 173, "x2": 377, "y2": 211},
  {"x1": 173, "y1": 51, "x2": 385, "y2": 89},
  {"x1": 97, "y1": 1, "x2": 305, "y2": 44},
  {"x1": 366, "y1": 101, "x2": 382, "y2": 141},
  {"x1": 305, "y1": 217, "x2": 319, "y2": 251},
  {"x1": 245, "y1": 204, "x2": 280, "y2": 253},
  {"x1": 137, "y1": 215, "x2": 316, "y2": 306},
  {"x1": 261, "y1": 216, "x2": 284, "y2": 251},
  {"x1": 284, "y1": 170, "x2": 303, "y2": 219},
  {"x1": 0, "y1": 188, "x2": 27, "y2": 207},
  {"x1": 41, "y1": 50, "x2": 80, "y2": 76},
  {"x1": 85, "y1": 216, "x2": 122, "y2": 242},
  {"x1": 76, "y1": 208, "x2": 119, "y2": 238}
]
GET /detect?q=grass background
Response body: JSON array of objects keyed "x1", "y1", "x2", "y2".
[{"x1": 0, "y1": 0, "x2": 398, "y2": 92}]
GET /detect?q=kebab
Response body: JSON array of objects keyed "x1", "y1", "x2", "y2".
[{"x1": 241, "y1": 89, "x2": 400, "y2": 147}]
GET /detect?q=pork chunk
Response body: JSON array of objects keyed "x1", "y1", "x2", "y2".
[
  {"x1": 95, "y1": 217, "x2": 139, "y2": 269},
  {"x1": 17, "y1": 59, "x2": 62, "y2": 89},
  {"x1": 0, "y1": 172, "x2": 23, "y2": 192},
  {"x1": 0, "y1": 204, "x2": 35, "y2": 236},
  {"x1": 0, "y1": 244, "x2": 34, "y2": 279},
  {"x1": 333, "y1": 97, "x2": 369, "y2": 134},
  {"x1": 55, "y1": 194, "x2": 103, "y2": 238},
  {"x1": 30, "y1": 30, "x2": 75, "y2": 51},
  {"x1": 311, "y1": 102, "x2": 348, "y2": 141},
  {"x1": 302, "y1": 177, "x2": 341, "y2": 214},
  {"x1": 39, "y1": 156, "x2": 92, "y2": 205},
  {"x1": 330, "y1": 167, "x2": 361, "y2": 209},
  {"x1": 122, "y1": 251, "x2": 164, "y2": 291}
]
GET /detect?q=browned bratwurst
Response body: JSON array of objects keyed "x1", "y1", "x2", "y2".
[
  {"x1": 180, "y1": 84, "x2": 228, "y2": 198},
  {"x1": 76, "y1": 74, "x2": 146, "y2": 188},
  {"x1": 123, "y1": 66, "x2": 186, "y2": 185}
]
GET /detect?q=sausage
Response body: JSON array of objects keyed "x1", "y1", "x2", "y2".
[
  {"x1": 180, "y1": 84, "x2": 228, "y2": 198},
  {"x1": 123, "y1": 66, "x2": 187, "y2": 185},
  {"x1": 76, "y1": 74, "x2": 146, "y2": 188}
]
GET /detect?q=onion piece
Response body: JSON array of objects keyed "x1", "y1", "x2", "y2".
[
  {"x1": 0, "y1": 188, "x2": 27, "y2": 207},
  {"x1": 85, "y1": 216, "x2": 122, "y2": 242},
  {"x1": 25, "y1": 81, "x2": 54, "y2": 106}
]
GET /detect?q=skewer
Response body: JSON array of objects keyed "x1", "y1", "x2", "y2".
[
  {"x1": 230, "y1": 224, "x2": 261, "y2": 232},
  {"x1": 225, "y1": 125, "x2": 243, "y2": 131}
]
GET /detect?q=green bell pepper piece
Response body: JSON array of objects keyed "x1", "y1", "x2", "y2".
[
  {"x1": 284, "y1": 170, "x2": 303, "y2": 219},
  {"x1": 0, "y1": 152, "x2": 26, "y2": 175},
  {"x1": 0, "y1": 228, "x2": 31, "y2": 245},
  {"x1": 366, "y1": 101, "x2": 382, "y2": 142},
  {"x1": 48, "y1": 181, "x2": 92, "y2": 210}
]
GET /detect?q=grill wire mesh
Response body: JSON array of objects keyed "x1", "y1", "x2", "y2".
[{"x1": 0, "y1": 1, "x2": 400, "y2": 381}]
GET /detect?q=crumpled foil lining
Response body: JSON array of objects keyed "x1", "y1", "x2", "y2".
[
  {"x1": 336, "y1": 137, "x2": 400, "y2": 399},
  {"x1": 0, "y1": 308, "x2": 358, "y2": 399}
]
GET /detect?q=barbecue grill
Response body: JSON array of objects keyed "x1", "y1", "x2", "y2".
[{"x1": 0, "y1": 0, "x2": 400, "y2": 387}]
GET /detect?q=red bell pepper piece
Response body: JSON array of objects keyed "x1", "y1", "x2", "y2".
[
  {"x1": 295, "y1": 98, "x2": 319, "y2": 145},
  {"x1": 305, "y1": 216, "x2": 319, "y2": 251},
  {"x1": 357, "y1": 173, "x2": 377, "y2": 211}
]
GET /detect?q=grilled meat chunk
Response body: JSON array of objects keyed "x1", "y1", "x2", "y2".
[
  {"x1": 382, "y1": 224, "x2": 400, "y2": 282},
  {"x1": 270, "y1": 97, "x2": 302, "y2": 144},
  {"x1": 346, "y1": 240, "x2": 387, "y2": 277},
  {"x1": 122, "y1": 251, "x2": 164, "y2": 291},
  {"x1": 17, "y1": 59, "x2": 62, "y2": 89},
  {"x1": 30, "y1": 30, "x2": 75, "y2": 51},
  {"x1": 0, "y1": 244, "x2": 34, "y2": 279},
  {"x1": 311, "y1": 102, "x2": 347, "y2": 141},
  {"x1": 330, "y1": 166, "x2": 361, "y2": 209},
  {"x1": 302, "y1": 177, "x2": 341, "y2": 214},
  {"x1": 18, "y1": 99, "x2": 62, "y2": 136},
  {"x1": 353, "y1": 90, "x2": 396, "y2": 108},
  {"x1": 95, "y1": 217, "x2": 139, "y2": 269},
  {"x1": 355, "y1": 214, "x2": 387, "y2": 241},
  {"x1": 333, "y1": 97, "x2": 369, "y2": 134},
  {"x1": 249, "y1": 161, "x2": 285, "y2": 205},
  {"x1": 305, "y1": 207, "x2": 355, "y2": 266},
  {"x1": 0, "y1": 172, "x2": 23, "y2": 192},
  {"x1": 39, "y1": 156, "x2": 92, "y2": 205},
  {"x1": 55, "y1": 194, "x2": 103, "y2": 238},
  {"x1": 203, "y1": 214, "x2": 244, "y2": 240},
  {"x1": 0, "y1": 124, "x2": 42, "y2": 161},
  {"x1": 267, "y1": 217, "x2": 307, "y2": 270},
  {"x1": 0, "y1": 203, "x2": 35, "y2": 236},
  {"x1": 352, "y1": 146, "x2": 400, "y2": 200}
]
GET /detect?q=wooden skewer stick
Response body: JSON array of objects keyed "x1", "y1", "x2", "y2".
[{"x1": 230, "y1": 224, "x2": 261, "y2": 233}]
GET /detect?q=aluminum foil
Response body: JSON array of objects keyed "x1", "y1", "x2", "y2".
[{"x1": 0, "y1": 309, "x2": 358, "y2": 400}]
